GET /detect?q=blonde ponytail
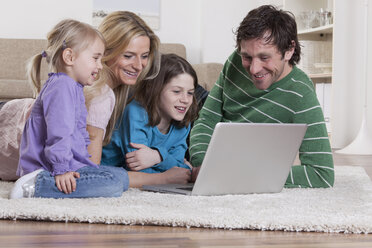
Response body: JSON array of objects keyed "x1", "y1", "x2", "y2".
[{"x1": 26, "y1": 52, "x2": 44, "y2": 97}]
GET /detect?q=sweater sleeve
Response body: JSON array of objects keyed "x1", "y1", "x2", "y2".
[
  {"x1": 122, "y1": 102, "x2": 151, "y2": 154},
  {"x1": 189, "y1": 71, "x2": 225, "y2": 167},
  {"x1": 286, "y1": 90, "x2": 334, "y2": 188},
  {"x1": 124, "y1": 102, "x2": 190, "y2": 172},
  {"x1": 42, "y1": 79, "x2": 77, "y2": 175},
  {"x1": 152, "y1": 125, "x2": 191, "y2": 171}
]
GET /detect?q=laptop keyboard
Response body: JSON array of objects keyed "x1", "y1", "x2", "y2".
[{"x1": 176, "y1": 186, "x2": 193, "y2": 191}]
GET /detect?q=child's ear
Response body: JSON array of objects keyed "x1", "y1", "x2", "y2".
[{"x1": 62, "y1": 48, "x2": 75, "y2": 66}]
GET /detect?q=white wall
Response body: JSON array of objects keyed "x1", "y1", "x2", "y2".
[
  {"x1": 0, "y1": 0, "x2": 92, "y2": 39},
  {"x1": 0, "y1": 0, "x2": 262, "y2": 65},
  {"x1": 200, "y1": 0, "x2": 260, "y2": 63},
  {"x1": 331, "y1": 0, "x2": 372, "y2": 148},
  {"x1": 156, "y1": 0, "x2": 261, "y2": 64},
  {"x1": 155, "y1": 0, "x2": 201, "y2": 64}
]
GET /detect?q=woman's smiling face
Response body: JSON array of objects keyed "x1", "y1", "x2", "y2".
[{"x1": 107, "y1": 35, "x2": 150, "y2": 88}]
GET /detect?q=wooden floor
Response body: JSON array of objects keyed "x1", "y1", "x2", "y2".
[{"x1": 1, "y1": 151, "x2": 371, "y2": 248}]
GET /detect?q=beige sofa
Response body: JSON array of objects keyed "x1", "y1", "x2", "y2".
[{"x1": 0, "y1": 38, "x2": 223, "y2": 101}]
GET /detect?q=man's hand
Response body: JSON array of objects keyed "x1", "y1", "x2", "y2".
[
  {"x1": 55, "y1": 171, "x2": 80, "y2": 194},
  {"x1": 125, "y1": 143, "x2": 162, "y2": 171}
]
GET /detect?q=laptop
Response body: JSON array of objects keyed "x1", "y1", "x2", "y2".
[{"x1": 142, "y1": 122, "x2": 307, "y2": 196}]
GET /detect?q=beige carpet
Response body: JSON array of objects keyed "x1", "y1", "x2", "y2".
[{"x1": 0, "y1": 166, "x2": 371, "y2": 233}]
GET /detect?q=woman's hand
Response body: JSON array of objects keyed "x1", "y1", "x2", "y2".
[
  {"x1": 162, "y1": 167, "x2": 191, "y2": 184},
  {"x1": 125, "y1": 143, "x2": 162, "y2": 171},
  {"x1": 55, "y1": 171, "x2": 80, "y2": 194},
  {"x1": 127, "y1": 166, "x2": 191, "y2": 188},
  {"x1": 191, "y1": 166, "x2": 201, "y2": 183}
]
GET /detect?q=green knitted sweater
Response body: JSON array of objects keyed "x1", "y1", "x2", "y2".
[{"x1": 189, "y1": 50, "x2": 334, "y2": 188}]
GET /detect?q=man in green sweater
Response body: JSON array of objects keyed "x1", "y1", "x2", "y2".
[{"x1": 189, "y1": 5, "x2": 334, "y2": 188}]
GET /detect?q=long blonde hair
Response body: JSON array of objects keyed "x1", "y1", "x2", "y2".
[
  {"x1": 85, "y1": 11, "x2": 160, "y2": 145},
  {"x1": 27, "y1": 19, "x2": 104, "y2": 95}
]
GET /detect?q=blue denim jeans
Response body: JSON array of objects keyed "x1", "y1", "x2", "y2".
[{"x1": 34, "y1": 165, "x2": 129, "y2": 198}]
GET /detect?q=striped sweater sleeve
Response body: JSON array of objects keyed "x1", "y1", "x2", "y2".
[{"x1": 286, "y1": 88, "x2": 334, "y2": 188}]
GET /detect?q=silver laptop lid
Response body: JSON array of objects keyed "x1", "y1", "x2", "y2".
[{"x1": 191, "y1": 122, "x2": 307, "y2": 195}]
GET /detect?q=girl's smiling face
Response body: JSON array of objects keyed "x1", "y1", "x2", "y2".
[
  {"x1": 69, "y1": 37, "x2": 105, "y2": 86},
  {"x1": 157, "y1": 73, "x2": 195, "y2": 133}
]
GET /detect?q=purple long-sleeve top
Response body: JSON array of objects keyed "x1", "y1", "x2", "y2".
[{"x1": 17, "y1": 73, "x2": 98, "y2": 177}]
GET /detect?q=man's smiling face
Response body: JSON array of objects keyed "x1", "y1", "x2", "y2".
[{"x1": 239, "y1": 37, "x2": 294, "y2": 90}]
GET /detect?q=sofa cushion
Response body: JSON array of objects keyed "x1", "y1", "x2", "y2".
[
  {"x1": 0, "y1": 39, "x2": 221, "y2": 100},
  {"x1": 159, "y1": 43, "x2": 186, "y2": 59},
  {"x1": 0, "y1": 98, "x2": 34, "y2": 180},
  {"x1": 0, "y1": 38, "x2": 48, "y2": 81},
  {"x1": 192, "y1": 63, "x2": 223, "y2": 91},
  {"x1": 0, "y1": 79, "x2": 33, "y2": 101}
]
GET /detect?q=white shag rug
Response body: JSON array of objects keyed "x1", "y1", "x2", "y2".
[{"x1": 0, "y1": 166, "x2": 371, "y2": 234}]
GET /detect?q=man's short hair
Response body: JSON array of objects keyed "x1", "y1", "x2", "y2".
[{"x1": 235, "y1": 5, "x2": 301, "y2": 66}]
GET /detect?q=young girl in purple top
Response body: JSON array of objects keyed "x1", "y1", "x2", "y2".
[{"x1": 10, "y1": 19, "x2": 129, "y2": 199}]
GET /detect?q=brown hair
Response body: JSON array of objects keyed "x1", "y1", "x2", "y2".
[
  {"x1": 133, "y1": 53, "x2": 199, "y2": 128},
  {"x1": 235, "y1": 5, "x2": 301, "y2": 66}
]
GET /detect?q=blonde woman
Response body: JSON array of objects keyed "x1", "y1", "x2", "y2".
[{"x1": 84, "y1": 11, "x2": 191, "y2": 186}]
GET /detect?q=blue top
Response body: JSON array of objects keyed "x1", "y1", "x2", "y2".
[
  {"x1": 17, "y1": 73, "x2": 98, "y2": 176},
  {"x1": 101, "y1": 100, "x2": 191, "y2": 173}
]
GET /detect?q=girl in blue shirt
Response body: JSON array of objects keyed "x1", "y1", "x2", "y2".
[
  {"x1": 102, "y1": 54, "x2": 199, "y2": 173},
  {"x1": 10, "y1": 19, "x2": 130, "y2": 199}
]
